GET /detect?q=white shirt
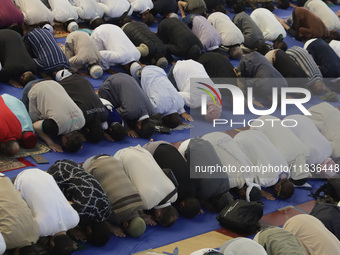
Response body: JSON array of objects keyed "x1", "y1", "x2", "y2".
[
  {"x1": 208, "y1": 12, "x2": 244, "y2": 47},
  {"x1": 141, "y1": 65, "x2": 185, "y2": 117},
  {"x1": 250, "y1": 116, "x2": 310, "y2": 181},
  {"x1": 234, "y1": 130, "x2": 289, "y2": 187},
  {"x1": 329, "y1": 40, "x2": 340, "y2": 58},
  {"x1": 308, "y1": 102, "x2": 340, "y2": 158},
  {"x1": 14, "y1": 168, "x2": 79, "y2": 237},
  {"x1": 97, "y1": 0, "x2": 133, "y2": 19},
  {"x1": 201, "y1": 132, "x2": 252, "y2": 189},
  {"x1": 304, "y1": 0, "x2": 340, "y2": 31},
  {"x1": 91, "y1": 24, "x2": 141, "y2": 69},
  {"x1": 48, "y1": 0, "x2": 78, "y2": 23},
  {"x1": 127, "y1": 0, "x2": 153, "y2": 13},
  {"x1": 71, "y1": 0, "x2": 104, "y2": 21},
  {"x1": 14, "y1": 0, "x2": 55, "y2": 25},
  {"x1": 250, "y1": 8, "x2": 286, "y2": 42},
  {"x1": 173, "y1": 60, "x2": 221, "y2": 108},
  {"x1": 114, "y1": 145, "x2": 177, "y2": 210},
  {"x1": 284, "y1": 114, "x2": 332, "y2": 165}
]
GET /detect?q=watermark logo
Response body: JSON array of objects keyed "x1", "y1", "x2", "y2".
[
  {"x1": 196, "y1": 82, "x2": 222, "y2": 107},
  {"x1": 200, "y1": 84, "x2": 311, "y2": 116}
]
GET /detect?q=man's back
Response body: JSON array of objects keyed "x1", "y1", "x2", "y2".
[{"x1": 98, "y1": 73, "x2": 154, "y2": 125}]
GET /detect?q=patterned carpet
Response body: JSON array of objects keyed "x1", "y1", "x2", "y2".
[
  {"x1": 0, "y1": 157, "x2": 35, "y2": 173},
  {"x1": 0, "y1": 142, "x2": 50, "y2": 172}
]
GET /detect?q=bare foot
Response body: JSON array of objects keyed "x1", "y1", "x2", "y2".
[
  {"x1": 8, "y1": 79, "x2": 23, "y2": 88},
  {"x1": 181, "y1": 112, "x2": 194, "y2": 121}
]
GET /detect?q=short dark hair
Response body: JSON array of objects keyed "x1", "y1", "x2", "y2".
[
  {"x1": 249, "y1": 187, "x2": 262, "y2": 202},
  {"x1": 277, "y1": 0, "x2": 290, "y2": 9},
  {"x1": 2, "y1": 140, "x2": 20, "y2": 156},
  {"x1": 211, "y1": 192, "x2": 233, "y2": 212},
  {"x1": 108, "y1": 123, "x2": 126, "y2": 141},
  {"x1": 20, "y1": 71, "x2": 36, "y2": 86},
  {"x1": 180, "y1": 197, "x2": 201, "y2": 218},
  {"x1": 87, "y1": 222, "x2": 111, "y2": 247},
  {"x1": 90, "y1": 18, "x2": 105, "y2": 29},
  {"x1": 273, "y1": 41, "x2": 287, "y2": 51},
  {"x1": 162, "y1": 113, "x2": 182, "y2": 128},
  {"x1": 9, "y1": 24, "x2": 24, "y2": 36},
  {"x1": 256, "y1": 42, "x2": 270, "y2": 55},
  {"x1": 137, "y1": 119, "x2": 155, "y2": 139},
  {"x1": 157, "y1": 205, "x2": 178, "y2": 227},
  {"x1": 262, "y1": 1, "x2": 274, "y2": 12},
  {"x1": 229, "y1": 46, "x2": 243, "y2": 59},
  {"x1": 277, "y1": 179, "x2": 295, "y2": 199},
  {"x1": 142, "y1": 12, "x2": 155, "y2": 26},
  {"x1": 233, "y1": 0, "x2": 245, "y2": 13},
  {"x1": 18, "y1": 245, "x2": 39, "y2": 255},
  {"x1": 83, "y1": 124, "x2": 104, "y2": 143},
  {"x1": 120, "y1": 16, "x2": 133, "y2": 27},
  {"x1": 187, "y1": 45, "x2": 202, "y2": 60},
  {"x1": 64, "y1": 132, "x2": 84, "y2": 153},
  {"x1": 213, "y1": 4, "x2": 226, "y2": 14},
  {"x1": 51, "y1": 234, "x2": 74, "y2": 255}
]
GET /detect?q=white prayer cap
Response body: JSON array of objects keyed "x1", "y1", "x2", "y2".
[
  {"x1": 219, "y1": 238, "x2": 267, "y2": 255},
  {"x1": 89, "y1": 64, "x2": 103, "y2": 79}
]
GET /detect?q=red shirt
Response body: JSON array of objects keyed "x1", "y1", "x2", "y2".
[{"x1": 0, "y1": 96, "x2": 22, "y2": 142}]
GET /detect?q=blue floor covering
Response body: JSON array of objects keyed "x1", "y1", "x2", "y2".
[{"x1": 1, "y1": 4, "x2": 340, "y2": 255}]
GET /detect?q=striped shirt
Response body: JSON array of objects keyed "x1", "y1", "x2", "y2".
[
  {"x1": 86, "y1": 156, "x2": 144, "y2": 224},
  {"x1": 26, "y1": 28, "x2": 69, "y2": 72},
  {"x1": 286, "y1": 46, "x2": 323, "y2": 87}
]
